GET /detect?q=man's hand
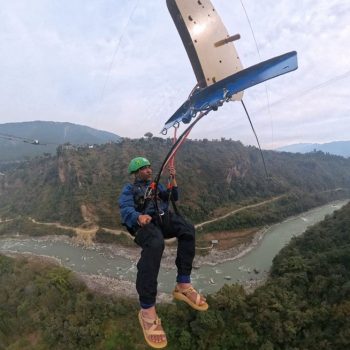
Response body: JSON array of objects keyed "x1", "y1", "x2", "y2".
[
  {"x1": 138, "y1": 214, "x2": 152, "y2": 226},
  {"x1": 168, "y1": 166, "x2": 176, "y2": 178}
]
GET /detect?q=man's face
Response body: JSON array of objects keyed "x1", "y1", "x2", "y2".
[{"x1": 137, "y1": 165, "x2": 152, "y2": 181}]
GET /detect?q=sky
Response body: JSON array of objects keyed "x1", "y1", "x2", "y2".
[{"x1": 0, "y1": 0, "x2": 349, "y2": 149}]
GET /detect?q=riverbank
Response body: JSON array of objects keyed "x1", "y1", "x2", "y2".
[
  {"x1": 0, "y1": 223, "x2": 269, "y2": 269},
  {"x1": 1, "y1": 249, "x2": 264, "y2": 302},
  {"x1": 1, "y1": 250, "x2": 174, "y2": 303},
  {"x1": 0, "y1": 225, "x2": 269, "y2": 301},
  {"x1": 1, "y1": 200, "x2": 348, "y2": 299},
  {"x1": 0, "y1": 217, "x2": 270, "y2": 268}
]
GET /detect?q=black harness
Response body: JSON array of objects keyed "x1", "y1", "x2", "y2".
[
  {"x1": 124, "y1": 182, "x2": 180, "y2": 235},
  {"x1": 132, "y1": 183, "x2": 148, "y2": 213}
]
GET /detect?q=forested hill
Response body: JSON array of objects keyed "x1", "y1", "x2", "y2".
[
  {"x1": 0, "y1": 121, "x2": 121, "y2": 162},
  {"x1": 1, "y1": 195, "x2": 349, "y2": 349},
  {"x1": 0, "y1": 137, "x2": 350, "y2": 229}
]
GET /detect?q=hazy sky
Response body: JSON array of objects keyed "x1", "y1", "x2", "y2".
[{"x1": 1, "y1": 0, "x2": 349, "y2": 148}]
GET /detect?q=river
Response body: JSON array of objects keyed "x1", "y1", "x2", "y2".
[{"x1": 0, "y1": 200, "x2": 348, "y2": 294}]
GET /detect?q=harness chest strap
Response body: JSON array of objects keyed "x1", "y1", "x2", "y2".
[{"x1": 133, "y1": 182, "x2": 180, "y2": 216}]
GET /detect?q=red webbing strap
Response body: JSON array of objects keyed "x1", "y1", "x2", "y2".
[
  {"x1": 167, "y1": 127, "x2": 178, "y2": 190},
  {"x1": 167, "y1": 126, "x2": 182, "y2": 215},
  {"x1": 153, "y1": 109, "x2": 210, "y2": 218},
  {"x1": 169, "y1": 126, "x2": 177, "y2": 168},
  {"x1": 163, "y1": 126, "x2": 192, "y2": 173}
]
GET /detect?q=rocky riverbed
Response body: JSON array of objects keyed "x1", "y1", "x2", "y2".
[{"x1": 0, "y1": 226, "x2": 269, "y2": 301}]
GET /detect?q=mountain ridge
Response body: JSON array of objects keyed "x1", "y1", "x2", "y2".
[
  {"x1": 277, "y1": 140, "x2": 350, "y2": 157},
  {"x1": 0, "y1": 121, "x2": 121, "y2": 162},
  {"x1": 1, "y1": 138, "x2": 349, "y2": 231}
]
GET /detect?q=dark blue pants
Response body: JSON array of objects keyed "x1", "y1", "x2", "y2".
[{"x1": 133, "y1": 212, "x2": 195, "y2": 306}]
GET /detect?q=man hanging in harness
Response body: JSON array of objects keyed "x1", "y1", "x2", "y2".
[{"x1": 119, "y1": 156, "x2": 208, "y2": 348}]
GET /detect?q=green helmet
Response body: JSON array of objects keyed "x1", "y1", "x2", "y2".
[{"x1": 128, "y1": 157, "x2": 151, "y2": 174}]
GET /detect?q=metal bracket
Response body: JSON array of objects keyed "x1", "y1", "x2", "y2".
[{"x1": 214, "y1": 34, "x2": 241, "y2": 47}]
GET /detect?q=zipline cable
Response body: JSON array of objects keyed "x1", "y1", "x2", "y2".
[
  {"x1": 265, "y1": 69, "x2": 350, "y2": 110},
  {"x1": 241, "y1": 100, "x2": 269, "y2": 178},
  {"x1": 239, "y1": 0, "x2": 274, "y2": 148},
  {"x1": 0, "y1": 132, "x2": 58, "y2": 146},
  {"x1": 99, "y1": 0, "x2": 141, "y2": 105}
]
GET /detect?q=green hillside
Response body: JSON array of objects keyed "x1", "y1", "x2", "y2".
[
  {"x1": 0, "y1": 138, "x2": 349, "y2": 234},
  {"x1": 0, "y1": 121, "x2": 121, "y2": 162},
  {"x1": 1, "y1": 200, "x2": 349, "y2": 349}
]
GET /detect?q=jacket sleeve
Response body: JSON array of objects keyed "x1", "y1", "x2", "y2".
[{"x1": 118, "y1": 184, "x2": 140, "y2": 228}]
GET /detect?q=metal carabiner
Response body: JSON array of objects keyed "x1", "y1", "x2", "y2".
[{"x1": 144, "y1": 186, "x2": 153, "y2": 199}]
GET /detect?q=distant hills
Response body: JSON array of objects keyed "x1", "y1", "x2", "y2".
[
  {"x1": 0, "y1": 121, "x2": 121, "y2": 162},
  {"x1": 277, "y1": 141, "x2": 350, "y2": 158}
]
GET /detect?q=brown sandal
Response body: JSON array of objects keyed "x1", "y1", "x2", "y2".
[
  {"x1": 138, "y1": 310, "x2": 168, "y2": 349},
  {"x1": 173, "y1": 286, "x2": 209, "y2": 311}
]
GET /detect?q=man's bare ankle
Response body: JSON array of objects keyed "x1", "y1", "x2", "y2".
[
  {"x1": 177, "y1": 282, "x2": 191, "y2": 288},
  {"x1": 141, "y1": 306, "x2": 156, "y2": 318}
]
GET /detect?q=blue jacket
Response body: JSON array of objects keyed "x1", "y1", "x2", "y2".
[{"x1": 118, "y1": 179, "x2": 179, "y2": 230}]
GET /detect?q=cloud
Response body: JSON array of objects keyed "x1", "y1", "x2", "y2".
[{"x1": 0, "y1": 0, "x2": 349, "y2": 148}]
